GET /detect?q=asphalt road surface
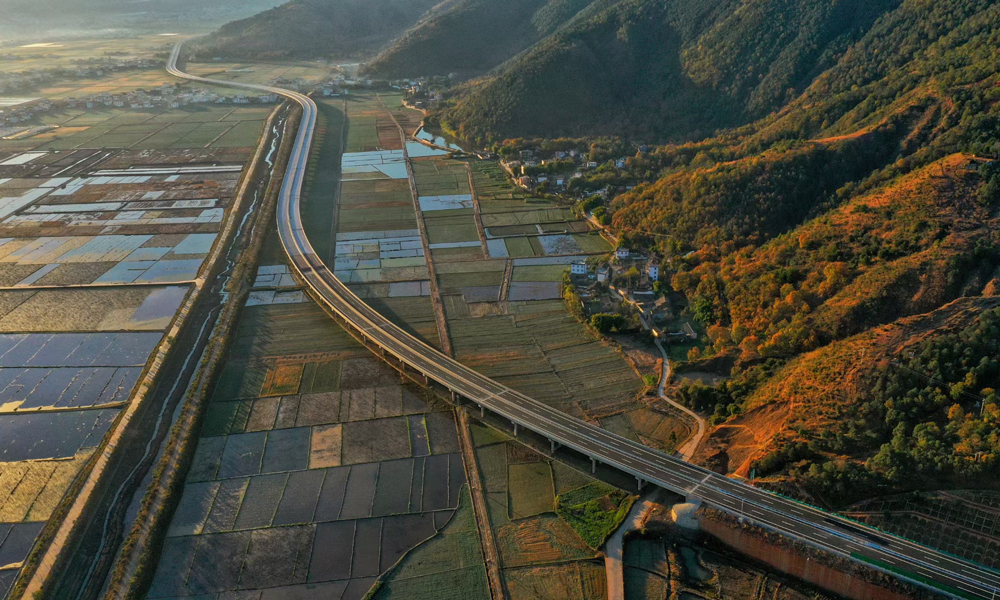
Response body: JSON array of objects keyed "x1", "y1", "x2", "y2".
[{"x1": 168, "y1": 42, "x2": 999, "y2": 600}]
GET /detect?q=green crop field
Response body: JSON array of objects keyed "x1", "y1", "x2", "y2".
[
  {"x1": 505, "y1": 562, "x2": 605, "y2": 600},
  {"x1": 425, "y1": 218, "x2": 480, "y2": 245},
  {"x1": 345, "y1": 116, "x2": 380, "y2": 152},
  {"x1": 12, "y1": 105, "x2": 269, "y2": 152},
  {"x1": 508, "y1": 462, "x2": 555, "y2": 519},
  {"x1": 373, "y1": 489, "x2": 490, "y2": 600}
]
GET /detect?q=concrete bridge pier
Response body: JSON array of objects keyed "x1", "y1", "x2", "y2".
[
  {"x1": 512, "y1": 422, "x2": 519, "y2": 436},
  {"x1": 549, "y1": 439, "x2": 560, "y2": 453},
  {"x1": 636, "y1": 477, "x2": 646, "y2": 492},
  {"x1": 591, "y1": 457, "x2": 598, "y2": 473}
]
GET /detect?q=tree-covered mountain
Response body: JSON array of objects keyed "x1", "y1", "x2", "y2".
[
  {"x1": 189, "y1": 0, "x2": 442, "y2": 61},
  {"x1": 364, "y1": 0, "x2": 605, "y2": 78},
  {"x1": 590, "y1": 0, "x2": 1000, "y2": 505},
  {"x1": 193, "y1": 0, "x2": 1000, "y2": 508},
  {"x1": 441, "y1": 0, "x2": 897, "y2": 142}
]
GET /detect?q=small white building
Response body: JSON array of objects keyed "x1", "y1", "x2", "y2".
[
  {"x1": 571, "y1": 262, "x2": 588, "y2": 276},
  {"x1": 648, "y1": 262, "x2": 659, "y2": 281},
  {"x1": 597, "y1": 266, "x2": 611, "y2": 283},
  {"x1": 615, "y1": 248, "x2": 630, "y2": 260}
]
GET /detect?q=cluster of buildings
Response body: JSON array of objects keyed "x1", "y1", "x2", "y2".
[
  {"x1": 62, "y1": 85, "x2": 278, "y2": 110},
  {"x1": 502, "y1": 148, "x2": 636, "y2": 192},
  {"x1": 399, "y1": 80, "x2": 446, "y2": 110},
  {"x1": 0, "y1": 99, "x2": 52, "y2": 127},
  {"x1": 569, "y1": 250, "x2": 697, "y2": 340},
  {"x1": 570, "y1": 247, "x2": 660, "y2": 287},
  {"x1": 0, "y1": 84, "x2": 278, "y2": 129},
  {"x1": 0, "y1": 56, "x2": 159, "y2": 96}
]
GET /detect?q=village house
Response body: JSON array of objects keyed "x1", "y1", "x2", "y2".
[{"x1": 647, "y1": 260, "x2": 659, "y2": 281}]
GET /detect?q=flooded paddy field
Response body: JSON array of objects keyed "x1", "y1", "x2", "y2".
[
  {"x1": 0, "y1": 103, "x2": 266, "y2": 598},
  {"x1": 312, "y1": 94, "x2": 632, "y2": 416},
  {"x1": 317, "y1": 95, "x2": 443, "y2": 349},
  {"x1": 288, "y1": 94, "x2": 645, "y2": 596},
  {"x1": 147, "y1": 239, "x2": 470, "y2": 600}
]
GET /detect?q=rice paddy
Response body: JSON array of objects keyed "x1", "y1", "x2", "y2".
[
  {"x1": 147, "y1": 196, "x2": 468, "y2": 599},
  {"x1": 465, "y1": 419, "x2": 632, "y2": 598},
  {"x1": 155, "y1": 363, "x2": 468, "y2": 599},
  {"x1": 0, "y1": 96, "x2": 264, "y2": 597},
  {"x1": 0, "y1": 105, "x2": 269, "y2": 154}
]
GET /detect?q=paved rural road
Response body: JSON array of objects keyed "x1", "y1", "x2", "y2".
[
  {"x1": 168, "y1": 42, "x2": 999, "y2": 600},
  {"x1": 612, "y1": 285, "x2": 706, "y2": 460}
]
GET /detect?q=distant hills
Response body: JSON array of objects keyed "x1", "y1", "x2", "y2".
[
  {"x1": 364, "y1": 0, "x2": 605, "y2": 78},
  {"x1": 189, "y1": 0, "x2": 441, "y2": 61},
  {"x1": 442, "y1": 0, "x2": 897, "y2": 142}
]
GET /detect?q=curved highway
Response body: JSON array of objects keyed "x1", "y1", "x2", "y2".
[{"x1": 168, "y1": 43, "x2": 997, "y2": 600}]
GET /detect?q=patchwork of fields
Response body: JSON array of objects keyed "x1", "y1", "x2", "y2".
[
  {"x1": 183, "y1": 62, "x2": 339, "y2": 88},
  {"x1": 0, "y1": 104, "x2": 266, "y2": 598},
  {"x1": 0, "y1": 105, "x2": 271, "y2": 155},
  {"x1": 299, "y1": 95, "x2": 641, "y2": 599},
  {"x1": 430, "y1": 422, "x2": 618, "y2": 599},
  {"x1": 322, "y1": 95, "x2": 443, "y2": 349},
  {"x1": 371, "y1": 420, "x2": 620, "y2": 600},
  {"x1": 319, "y1": 95, "x2": 635, "y2": 418},
  {"x1": 148, "y1": 243, "x2": 472, "y2": 600},
  {"x1": 3, "y1": 36, "x2": 171, "y2": 72}
]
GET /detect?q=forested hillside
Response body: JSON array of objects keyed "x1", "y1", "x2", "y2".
[
  {"x1": 596, "y1": 0, "x2": 1000, "y2": 506},
  {"x1": 364, "y1": 0, "x2": 603, "y2": 78},
  {"x1": 189, "y1": 0, "x2": 441, "y2": 60},
  {"x1": 442, "y1": 0, "x2": 897, "y2": 142},
  {"x1": 197, "y1": 0, "x2": 1000, "y2": 507}
]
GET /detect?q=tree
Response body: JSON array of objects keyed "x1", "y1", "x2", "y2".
[
  {"x1": 589, "y1": 313, "x2": 627, "y2": 333},
  {"x1": 623, "y1": 267, "x2": 640, "y2": 289}
]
